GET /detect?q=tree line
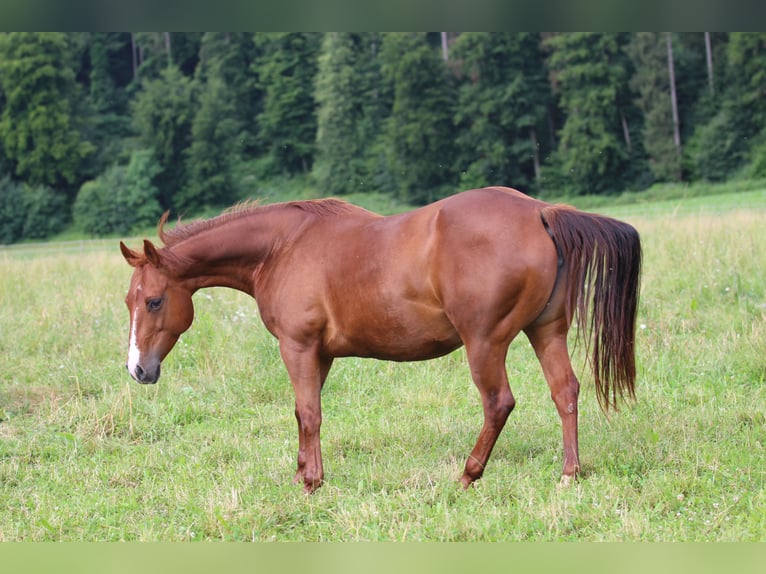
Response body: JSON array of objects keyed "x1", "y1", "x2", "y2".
[{"x1": 1, "y1": 32, "x2": 765, "y2": 242}]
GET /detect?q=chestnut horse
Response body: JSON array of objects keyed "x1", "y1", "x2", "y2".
[{"x1": 120, "y1": 187, "x2": 641, "y2": 493}]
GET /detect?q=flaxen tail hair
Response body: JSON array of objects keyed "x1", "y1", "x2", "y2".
[{"x1": 541, "y1": 205, "x2": 642, "y2": 411}]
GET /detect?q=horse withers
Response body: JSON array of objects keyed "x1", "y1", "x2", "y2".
[{"x1": 120, "y1": 186, "x2": 641, "y2": 493}]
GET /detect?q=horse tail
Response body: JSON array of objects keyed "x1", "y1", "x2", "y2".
[{"x1": 540, "y1": 204, "x2": 642, "y2": 411}]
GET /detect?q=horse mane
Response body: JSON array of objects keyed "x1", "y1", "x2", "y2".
[{"x1": 158, "y1": 198, "x2": 358, "y2": 247}]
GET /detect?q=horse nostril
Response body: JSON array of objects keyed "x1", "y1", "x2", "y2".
[{"x1": 134, "y1": 364, "x2": 145, "y2": 381}]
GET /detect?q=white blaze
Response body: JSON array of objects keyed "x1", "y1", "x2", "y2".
[{"x1": 127, "y1": 306, "x2": 141, "y2": 377}]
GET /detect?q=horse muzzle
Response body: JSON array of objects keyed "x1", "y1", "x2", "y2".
[{"x1": 127, "y1": 362, "x2": 161, "y2": 384}]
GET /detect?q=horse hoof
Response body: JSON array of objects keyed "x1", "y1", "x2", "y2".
[
  {"x1": 558, "y1": 474, "x2": 574, "y2": 489},
  {"x1": 302, "y1": 477, "x2": 323, "y2": 494}
]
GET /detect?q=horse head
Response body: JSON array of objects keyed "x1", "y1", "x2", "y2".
[{"x1": 119, "y1": 240, "x2": 194, "y2": 384}]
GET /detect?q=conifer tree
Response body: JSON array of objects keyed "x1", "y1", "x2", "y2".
[
  {"x1": 380, "y1": 32, "x2": 457, "y2": 204},
  {"x1": 89, "y1": 33, "x2": 126, "y2": 115},
  {"x1": 254, "y1": 33, "x2": 322, "y2": 175},
  {"x1": 452, "y1": 32, "x2": 551, "y2": 191},
  {"x1": 546, "y1": 33, "x2": 635, "y2": 195},
  {"x1": 0, "y1": 32, "x2": 93, "y2": 191},
  {"x1": 626, "y1": 32, "x2": 682, "y2": 182},
  {"x1": 86, "y1": 33, "x2": 135, "y2": 178},
  {"x1": 725, "y1": 33, "x2": 766, "y2": 176},
  {"x1": 132, "y1": 66, "x2": 195, "y2": 208},
  {"x1": 175, "y1": 32, "x2": 263, "y2": 212},
  {"x1": 727, "y1": 34, "x2": 766, "y2": 123},
  {"x1": 196, "y1": 32, "x2": 260, "y2": 154},
  {"x1": 314, "y1": 33, "x2": 362, "y2": 195},
  {"x1": 313, "y1": 33, "x2": 387, "y2": 195},
  {"x1": 181, "y1": 76, "x2": 240, "y2": 212}
]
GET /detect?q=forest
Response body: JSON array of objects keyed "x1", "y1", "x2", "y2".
[{"x1": 1, "y1": 32, "x2": 765, "y2": 243}]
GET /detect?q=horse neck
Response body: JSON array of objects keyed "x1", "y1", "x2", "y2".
[{"x1": 167, "y1": 208, "x2": 306, "y2": 294}]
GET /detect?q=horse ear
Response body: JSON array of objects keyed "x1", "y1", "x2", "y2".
[
  {"x1": 143, "y1": 239, "x2": 163, "y2": 267},
  {"x1": 120, "y1": 241, "x2": 143, "y2": 267}
]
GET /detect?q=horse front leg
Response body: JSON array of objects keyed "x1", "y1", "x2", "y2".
[
  {"x1": 292, "y1": 405, "x2": 307, "y2": 486},
  {"x1": 525, "y1": 320, "x2": 581, "y2": 486},
  {"x1": 280, "y1": 340, "x2": 333, "y2": 493}
]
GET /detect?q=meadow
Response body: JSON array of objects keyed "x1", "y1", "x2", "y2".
[{"x1": 0, "y1": 189, "x2": 764, "y2": 541}]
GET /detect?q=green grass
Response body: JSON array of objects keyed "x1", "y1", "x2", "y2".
[
  {"x1": 1, "y1": 190, "x2": 765, "y2": 541},
  {"x1": 548, "y1": 177, "x2": 766, "y2": 212}
]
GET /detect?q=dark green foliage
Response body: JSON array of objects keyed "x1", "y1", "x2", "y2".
[
  {"x1": 685, "y1": 33, "x2": 766, "y2": 182},
  {"x1": 3, "y1": 32, "x2": 766, "y2": 241},
  {"x1": 20, "y1": 185, "x2": 70, "y2": 239},
  {"x1": 132, "y1": 33, "x2": 202, "y2": 80},
  {"x1": 73, "y1": 150, "x2": 162, "y2": 236},
  {"x1": 748, "y1": 134, "x2": 766, "y2": 178},
  {"x1": 88, "y1": 33, "x2": 132, "y2": 115},
  {"x1": 132, "y1": 66, "x2": 195, "y2": 208},
  {"x1": 725, "y1": 33, "x2": 766, "y2": 175},
  {"x1": 626, "y1": 33, "x2": 682, "y2": 183},
  {"x1": 672, "y1": 33, "x2": 721, "y2": 142},
  {"x1": 1, "y1": 174, "x2": 68, "y2": 245},
  {"x1": 686, "y1": 107, "x2": 748, "y2": 182},
  {"x1": 133, "y1": 33, "x2": 171, "y2": 80},
  {"x1": 175, "y1": 33, "x2": 262, "y2": 213},
  {"x1": 1, "y1": 176, "x2": 68, "y2": 242},
  {"x1": 313, "y1": 33, "x2": 388, "y2": 195},
  {"x1": 76, "y1": 33, "x2": 136, "y2": 184},
  {"x1": 546, "y1": 33, "x2": 635, "y2": 195},
  {"x1": 314, "y1": 33, "x2": 363, "y2": 195},
  {"x1": 727, "y1": 33, "x2": 766, "y2": 131},
  {"x1": 254, "y1": 33, "x2": 322, "y2": 175},
  {"x1": 0, "y1": 90, "x2": 6, "y2": 176},
  {"x1": 0, "y1": 176, "x2": 25, "y2": 244},
  {"x1": 452, "y1": 33, "x2": 551, "y2": 192},
  {"x1": 74, "y1": 178, "x2": 118, "y2": 236},
  {"x1": 380, "y1": 33, "x2": 457, "y2": 204},
  {"x1": 0, "y1": 33, "x2": 94, "y2": 191},
  {"x1": 171, "y1": 33, "x2": 204, "y2": 77},
  {"x1": 180, "y1": 77, "x2": 240, "y2": 212},
  {"x1": 196, "y1": 33, "x2": 261, "y2": 155}
]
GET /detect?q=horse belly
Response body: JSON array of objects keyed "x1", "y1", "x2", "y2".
[{"x1": 324, "y1": 301, "x2": 462, "y2": 361}]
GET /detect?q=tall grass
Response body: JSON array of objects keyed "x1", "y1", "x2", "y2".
[{"x1": 0, "y1": 193, "x2": 764, "y2": 541}]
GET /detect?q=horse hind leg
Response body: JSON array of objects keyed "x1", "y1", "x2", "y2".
[
  {"x1": 460, "y1": 339, "x2": 517, "y2": 489},
  {"x1": 524, "y1": 319, "x2": 581, "y2": 486}
]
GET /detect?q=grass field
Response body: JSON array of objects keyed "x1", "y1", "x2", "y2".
[{"x1": 1, "y1": 189, "x2": 764, "y2": 541}]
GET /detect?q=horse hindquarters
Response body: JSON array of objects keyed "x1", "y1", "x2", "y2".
[
  {"x1": 528, "y1": 205, "x2": 641, "y2": 483},
  {"x1": 539, "y1": 205, "x2": 642, "y2": 411}
]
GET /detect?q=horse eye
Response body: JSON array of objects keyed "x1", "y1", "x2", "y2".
[{"x1": 146, "y1": 298, "x2": 163, "y2": 312}]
